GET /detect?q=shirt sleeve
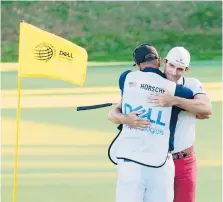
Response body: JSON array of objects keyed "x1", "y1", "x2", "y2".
[
  {"x1": 185, "y1": 78, "x2": 206, "y2": 96},
  {"x1": 174, "y1": 84, "x2": 193, "y2": 99},
  {"x1": 119, "y1": 70, "x2": 132, "y2": 95}
]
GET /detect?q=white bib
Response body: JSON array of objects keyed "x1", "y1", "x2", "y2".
[{"x1": 109, "y1": 71, "x2": 176, "y2": 167}]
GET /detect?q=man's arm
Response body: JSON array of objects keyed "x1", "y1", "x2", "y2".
[
  {"x1": 107, "y1": 101, "x2": 125, "y2": 124},
  {"x1": 174, "y1": 94, "x2": 212, "y2": 117},
  {"x1": 107, "y1": 101, "x2": 150, "y2": 128},
  {"x1": 108, "y1": 70, "x2": 132, "y2": 124},
  {"x1": 149, "y1": 78, "x2": 212, "y2": 119},
  {"x1": 149, "y1": 92, "x2": 212, "y2": 118},
  {"x1": 196, "y1": 114, "x2": 211, "y2": 119},
  {"x1": 108, "y1": 70, "x2": 131, "y2": 124}
]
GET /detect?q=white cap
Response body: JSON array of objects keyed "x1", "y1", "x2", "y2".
[{"x1": 165, "y1": 47, "x2": 190, "y2": 67}]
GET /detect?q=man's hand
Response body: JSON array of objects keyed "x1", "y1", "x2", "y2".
[
  {"x1": 148, "y1": 92, "x2": 177, "y2": 107},
  {"x1": 124, "y1": 111, "x2": 150, "y2": 129},
  {"x1": 196, "y1": 114, "x2": 211, "y2": 120},
  {"x1": 108, "y1": 101, "x2": 150, "y2": 128}
]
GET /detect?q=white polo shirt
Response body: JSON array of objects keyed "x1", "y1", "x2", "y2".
[{"x1": 172, "y1": 76, "x2": 206, "y2": 153}]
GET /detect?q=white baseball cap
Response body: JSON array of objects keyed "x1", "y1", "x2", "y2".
[{"x1": 165, "y1": 47, "x2": 190, "y2": 67}]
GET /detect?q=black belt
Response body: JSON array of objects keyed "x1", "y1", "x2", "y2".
[{"x1": 172, "y1": 146, "x2": 194, "y2": 160}]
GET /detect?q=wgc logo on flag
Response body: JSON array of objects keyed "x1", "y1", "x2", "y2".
[{"x1": 33, "y1": 43, "x2": 56, "y2": 62}]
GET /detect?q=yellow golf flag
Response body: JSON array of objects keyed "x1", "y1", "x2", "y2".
[
  {"x1": 18, "y1": 21, "x2": 88, "y2": 86},
  {"x1": 12, "y1": 21, "x2": 88, "y2": 202}
]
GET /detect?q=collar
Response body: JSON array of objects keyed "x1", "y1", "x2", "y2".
[
  {"x1": 177, "y1": 76, "x2": 185, "y2": 85},
  {"x1": 141, "y1": 67, "x2": 165, "y2": 78}
]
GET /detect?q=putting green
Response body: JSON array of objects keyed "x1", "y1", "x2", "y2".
[
  {"x1": 1, "y1": 82, "x2": 222, "y2": 109},
  {"x1": 2, "y1": 118, "x2": 114, "y2": 145}
]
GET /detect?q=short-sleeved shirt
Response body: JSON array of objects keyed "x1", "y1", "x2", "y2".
[{"x1": 171, "y1": 76, "x2": 206, "y2": 153}]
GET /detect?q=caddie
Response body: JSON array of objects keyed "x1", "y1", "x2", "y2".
[{"x1": 109, "y1": 43, "x2": 194, "y2": 202}]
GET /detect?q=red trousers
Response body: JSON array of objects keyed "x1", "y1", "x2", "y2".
[{"x1": 173, "y1": 152, "x2": 197, "y2": 202}]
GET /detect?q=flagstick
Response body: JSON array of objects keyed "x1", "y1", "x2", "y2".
[{"x1": 12, "y1": 76, "x2": 22, "y2": 202}]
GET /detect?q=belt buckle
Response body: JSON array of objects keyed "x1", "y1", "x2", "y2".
[
  {"x1": 173, "y1": 147, "x2": 192, "y2": 160},
  {"x1": 176, "y1": 153, "x2": 180, "y2": 159},
  {"x1": 177, "y1": 152, "x2": 186, "y2": 159},
  {"x1": 182, "y1": 151, "x2": 187, "y2": 158}
]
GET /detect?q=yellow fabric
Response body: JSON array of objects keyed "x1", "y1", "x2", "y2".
[{"x1": 18, "y1": 22, "x2": 88, "y2": 86}]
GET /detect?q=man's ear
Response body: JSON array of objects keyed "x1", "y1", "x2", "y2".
[
  {"x1": 157, "y1": 57, "x2": 161, "y2": 67},
  {"x1": 185, "y1": 67, "x2": 189, "y2": 72},
  {"x1": 164, "y1": 59, "x2": 167, "y2": 64}
]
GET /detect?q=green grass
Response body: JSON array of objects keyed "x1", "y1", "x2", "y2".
[
  {"x1": 1, "y1": 63, "x2": 222, "y2": 202},
  {"x1": 1, "y1": 1, "x2": 222, "y2": 62},
  {"x1": 2, "y1": 177, "x2": 116, "y2": 202},
  {"x1": 2, "y1": 167, "x2": 221, "y2": 202},
  {"x1": 196, "y1": 167, "x2": 222, "y2": 202},
  {"x1": 195, "y1": 102, "x2": 222, "y2": 161},
  {"x1": 1, "y1": 62, "x2": 222, "y2": 90}
]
